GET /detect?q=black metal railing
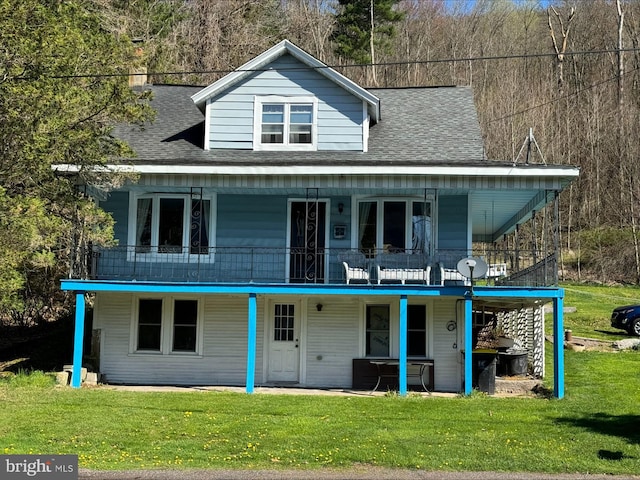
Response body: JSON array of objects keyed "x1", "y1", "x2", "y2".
[{"x1": 73, "y1": 245, "x2": 558, "y2": 287}]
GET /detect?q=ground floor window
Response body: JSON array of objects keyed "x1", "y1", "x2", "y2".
[
  {"x1": 408, "y1": 304, "x2": 427, "y2": 357},
  {"x1": 135, "y1": 297, "x2": 200, "y2": 354},
  {"x1": 366, "y1": 305, "x2": 390, "y2": 357}
]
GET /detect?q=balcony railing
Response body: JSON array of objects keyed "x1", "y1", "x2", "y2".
[{"x1": 72, "y1": 246, "x2": 558, "y2": 287}]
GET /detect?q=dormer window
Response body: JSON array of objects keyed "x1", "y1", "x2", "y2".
[{"x1": 254, "y1": 96, "x2": 317, "y2": 151}]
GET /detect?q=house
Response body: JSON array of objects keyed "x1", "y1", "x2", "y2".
[{"x1": 60, "y1": 40, "x2": 578, "y2": 397}]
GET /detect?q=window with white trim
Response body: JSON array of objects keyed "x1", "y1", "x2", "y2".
[
  {"x1": 358, "y1": 199, "x2": 432, "y2": 255},
  {"x1": 135, "y1": 297, "x2": 201, "y2": 354},
  {"x1": 365, "y1": 305, "x2": 390, "y2": 357},
  {"x1": 131, "y1": 193, "x2": 213, "y2": 256},
  {"x1": 254, "y1": 96, "x2": 317, "y2": 151}
]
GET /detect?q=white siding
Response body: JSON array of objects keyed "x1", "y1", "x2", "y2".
[
  {"x1": 94, "y1": 292, "x2": 465, "y2": 392},
  {"x1": 304, "y1": 298, "x2": 360, "y2": 388},
  {"x1": 432, "y1": 298, "x2": 463, "y2": 392},
  {"x1": 95, "y1": 292, "x2": 264, "y2": 386}
]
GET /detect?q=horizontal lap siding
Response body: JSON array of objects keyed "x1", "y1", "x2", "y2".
[
  {"x1": 432, "y1": 299, "x2": 462, "y2": 392},
  {"x1": 208, "y1": 54, "x2": 363, "y2": 151},
  {"x1": 438, "y1": 195, "x2": 469, "y2": 254},
  {"x1": 203, "y1": 295, "x2": 263, "y2": 385},
  {"x1": 305, "y1": 299, "x2": 360, "y2": 387},
  {"x1": 217, "y1": 195, "x2": 287, "y2": 247},
  {"x1": 100, "y1": 192, "x2": 129, "y2": 244},
  {"x1": 94, "y1": 292, "x2": 263, "y2": 386}
]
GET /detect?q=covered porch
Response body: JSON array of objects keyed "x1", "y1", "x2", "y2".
[{"x1": 60, "y1": 281, "x2": 565, "y2": 399}]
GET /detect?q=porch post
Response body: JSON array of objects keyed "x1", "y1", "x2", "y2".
[
  {"x1": 246, "y1": 292, "x2": 257, "y2": 394},
  {"x1": 464, "y1": 295, "x2": 473, "y2": 395},
  {"x1": 399, "y1": 295, "x2": 408, "y2": 396},
  {"x1": 71, "y1": 291, "x2": 86, "y2": 388},
  {"x1": 553, "y1": 294, "x2": 565, "y2": 399}
]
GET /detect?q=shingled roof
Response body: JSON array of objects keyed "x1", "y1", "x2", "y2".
[{"x1": 112, "y1": 84, "x2": 489, "y2": 167}]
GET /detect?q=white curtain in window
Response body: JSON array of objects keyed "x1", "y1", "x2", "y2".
[{"x1": 136, "y1": 198, "x2": 153, "y2": 248}]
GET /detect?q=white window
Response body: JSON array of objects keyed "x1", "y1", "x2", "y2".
[
  {"x1": 133, "y1": 297, "x2": 201, "y2": 355},
  {"x1": 357, "y1": 199, "x2": 433, "y2": 255},
  {"x1": 254, "y1": 96, "x2": 318, "y2": 151},
  {"x1": 130, "y1": 193, "x2": 214, "y2": 258}
]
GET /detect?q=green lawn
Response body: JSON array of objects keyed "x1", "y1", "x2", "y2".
[
  {"x1": 1, "y1": 283, "x2": 639, "y2": 475},
  {"x1": 1, "y1": 349, "x2": 639, "y2": 475},
  {"x1": 561, "y1": 283, "x2": 640, "y2": 340}
]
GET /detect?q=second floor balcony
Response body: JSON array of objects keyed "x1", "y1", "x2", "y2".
[{"x1": 73, "y1": 246, "x2": 558, "y2": 288}]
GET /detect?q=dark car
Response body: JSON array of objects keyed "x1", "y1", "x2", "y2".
[{"x1": 611, "y1": 305, "x2": 640, "y2": 336}]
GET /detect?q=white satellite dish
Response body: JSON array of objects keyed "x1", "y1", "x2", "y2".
[{"x1": 456, "y1": 257, "x2": 488, "y2": 279}]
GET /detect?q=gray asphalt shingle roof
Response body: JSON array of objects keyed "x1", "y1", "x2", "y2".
[{"x1": 113, "y1": 84, "x2": 490, "y2": 167}]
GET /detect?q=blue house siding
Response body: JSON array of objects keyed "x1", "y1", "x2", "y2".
[
  {"x1": 101, "y1": 191, "x2": 129, "y2": 244},
  {"x1": 437, "y1": 195, "x2": 469, "y2": 253},
  {"x1": 216, "y1": 194, "x2": 287, "y2": 247},
  {"x1": 208, "y1": 54, "x2": 364, "y2": 151}
]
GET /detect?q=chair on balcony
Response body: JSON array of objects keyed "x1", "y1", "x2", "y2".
[
  {"x1": 339, "y1": 252, "x2": 371, "y2": 284},
  {"x1": 487, "y1": 263, "x2": 507, "y2": 278},
  {"x1": 436, "y1": 263, "x2": 471, "y2": 286},
  {"x1": 377, "y1": 253, "x2": 431, "y2": 285}
]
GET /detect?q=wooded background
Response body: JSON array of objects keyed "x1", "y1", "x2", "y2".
[
  {"x1": 2, "y1": 0, "x2": 640, "y2": 324},
  {"x1": 111, "y1": 0, "x2": 640, "y2": 286}
]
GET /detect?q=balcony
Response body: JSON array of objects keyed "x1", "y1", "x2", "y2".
[{"x1": 72, "y1": 246, "x2": 558, "y2": 287}]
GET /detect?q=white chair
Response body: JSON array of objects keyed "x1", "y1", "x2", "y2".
[
  {"x1": 487, "y1": 263, "x2": 507, "y2": 278},
  {"x1": 339, "y1": 252, "x2": 371, "y2": 284},
  {"x1": 342, "y1": 261, "x2": 370, "y2": 284},
  {"x1": 377, "y1": 253, "x2": 431, "y2": 285},
  {"x1": 437, "y1": 263, "x2": 471, "y2": 286}
]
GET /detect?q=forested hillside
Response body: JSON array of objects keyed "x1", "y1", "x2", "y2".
[
  {"x1": 2, "y1": 0, "x2": 640, "y2": 324},
  {"x1": 106, "y1": 0, "x2": 640, "y2": 285}
]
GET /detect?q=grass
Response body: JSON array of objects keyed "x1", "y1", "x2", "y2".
[
  {"x1": 1, "y1": 352, "x2": 639, "y2": 475},
  {"x1": 0, "y1": 284, "x2": 639, "y2": 475},
  {"x1": 560, "y1": 283, "x2": 640, "y2": 340}
]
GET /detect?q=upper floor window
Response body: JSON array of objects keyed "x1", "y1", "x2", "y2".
[
  {"x1": 254, "y1": 96, "x2": 317, "y2": 151},
  {"x1": 130, "y1": 193, "x2": 214, "y2": 257},
  {"x1": 358, "y1": 199, "x2": 433, "y2": 256}
]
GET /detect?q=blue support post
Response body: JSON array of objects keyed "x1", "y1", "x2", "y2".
[
  {"x1": 71, "y1": 292, "x2": 86, "y2": 388},
  {"x1": 246, "y1": 292, "x2": 257, "y2": 394},
  {"x1": 464, "y1": 296, "x2": 473, "y2": 395},
  {"x1": 399, "y1": 295, "x2": 408, "y2": 396},
  {"x1": 553, "y1": 295, "x2": 565, "y2": 399}
]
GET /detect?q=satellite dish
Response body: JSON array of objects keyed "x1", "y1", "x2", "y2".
[{"x1": 456, "y1": 257, "x2": 488, "y2": 279}]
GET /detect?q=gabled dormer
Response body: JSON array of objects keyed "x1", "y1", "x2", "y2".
[{"x1": 191, "y1": 40, "x2": 380, "y2": 152}]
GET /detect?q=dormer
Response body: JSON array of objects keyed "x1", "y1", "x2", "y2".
[{"x1": 191, "y1": 40, "x2": 380, "y2": 152}]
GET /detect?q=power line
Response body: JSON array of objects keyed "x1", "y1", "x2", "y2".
[
  {"x1": 12, "y1": 47, "x2": 640, "y2": 81},
  {"x1": 487, "y1": 64, "x2": 640, "y2": 123}
]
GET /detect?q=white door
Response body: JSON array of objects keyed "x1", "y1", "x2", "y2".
[{"x1": 267, "y1": 303, "x2": 300, "y2": 383}]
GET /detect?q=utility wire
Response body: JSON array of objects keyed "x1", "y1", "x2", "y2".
[
  {"x1": 487, "y1": 64, "x2": 640, "y2": 123},
  {"x1": 12, "y1": 47, "x2": 640, "y2": 81}
]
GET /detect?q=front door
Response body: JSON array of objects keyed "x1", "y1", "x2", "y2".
[
  {"x1": 288, "y1": 201, "x2": 326, "y2": 283},
  {"x1": 267, "y1": 303, "x2": 300, "y2": 383}
]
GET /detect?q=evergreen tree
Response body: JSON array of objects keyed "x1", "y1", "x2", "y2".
[
  {"x1": 0, "y1": 0, "x2": 153, "y2": 322},
  {"x1": 331, "y1": 0, "x2": 404, "y2": 64}
]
